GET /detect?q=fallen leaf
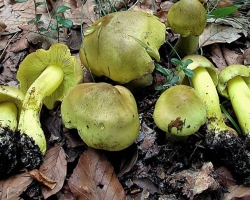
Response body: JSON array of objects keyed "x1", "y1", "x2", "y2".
[
  {"x1": 0, "y1": 0, "x2": 47, "y2": 33},
  {"x1": 63, "y1": 0, "x2": 97, "y2": 26},
  {"x1": 199, "y1": 24, "x2": 243, "y2": 47},
  {"x1": 193, "y1": 162, "x2": 219, "y2": 196},
  {"x1": 28, "y1": 169, "x2": 57, "y2": 189},
  {"x1": 210, "y1": 44, "x2": 227, "y2": 71},
  {"x1": 222, "y1": 47, "x2": 244, "y2": 65},
  {"x1": 223, "y1": 185, "x2": 250, "y2": 200},
  {"x1": 0, "y1": 20, "x2": 6, "y2": 34},
  {"x1": 0, "y1": 172, "x2": 33, "y2": 200},
  {"x1": 68, "y1": 148, "x2": 126, "y2": 200},
  {"x1": 244, "y1": 48, "x2": 250, "y2": 65},
  {"x1": 133, "y1": 177, "x2": 162, "y2": 195},
  {"x1": 40, "y1": 144, "x2": 67, "y2": 199}
]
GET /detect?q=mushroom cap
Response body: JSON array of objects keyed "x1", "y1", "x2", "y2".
[
  {"x1": 17, "y1": 43, "x2": 83, "y2": 109},
  {"x1": 61, "y1": 82, "x2": 140, "y2": 151},
  {"x1": 0, "y1": 86, "x2": 24, "y2": 117},
  {"x1": 167, "y1": 0, "x2": 206, "y2": 37},
  {"x1": 153, "y1": 85, "x2": 206, "y2": 136},
  {"x1": 79, "y1": 10, "x2": 166, "y2": 84},
  {"x1": 218, "y1": 64, "x2": 250, "y2": 98},
  {"x1": 179, "y1": 54, "x2": 218, "y2": 85}
]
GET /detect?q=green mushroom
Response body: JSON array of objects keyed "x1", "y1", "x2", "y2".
[
  {"x1": 153, "y1": 85, "x2": 206, "y2": 137},
  {"x1": 79, "y1": 10, "x2": 166, "y2": 85},
  {"x1": 180, "y1": 54, "x2": 237, "y2": 136},
  {"x1": 217, "y1": 64, "x2": 250, "y2": 135},
  {"x1": 167, "y1": 0, "x2": 207, "y2": 58},
  {"x1": 16, "y1": 43, "x2": 83, "y2": 169},
  {"x1": 61, "y1": 82, "x2": 140, "y2": 151}
]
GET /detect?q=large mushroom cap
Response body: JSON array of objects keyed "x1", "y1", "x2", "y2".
[
  {"x1": 61, "y1": 82, "x2": 140, "y2": 151},
  {"x1": 167, "y1": 0, "x2": 206, "y2": 37},
  {"x1": 153, "y1": 85, "x2": 206, "y2": 136},
  {"x1": 17, "y1": 43, "x2": 83, "y2": 109},
  {"x1": 79, "y1": 10, "x2": 166, "y2": 84},
  {"x1": 217, "y1": 64, "x2": 250, "y2": 98}
]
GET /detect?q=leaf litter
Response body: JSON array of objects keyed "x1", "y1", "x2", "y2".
[{"x1": 0, "y1": 0, "x2": 250, "y2": 199}]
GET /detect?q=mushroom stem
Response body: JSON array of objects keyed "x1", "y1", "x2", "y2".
[
  {"x1": 171, "y1": 35, "x2": 199, "y2": 58},
  {"x1": 227, "y1": 76, "x2": 250, "y2": 135},
  {"x1": 18, "y1": 65, "x2": 64, "y2": 155},
  {"x1": 191, "y1": 67, "x2": 237, "y2": 135},
  {"x1": 0, "y1": 102, "x2": 18, "y2": 130}
]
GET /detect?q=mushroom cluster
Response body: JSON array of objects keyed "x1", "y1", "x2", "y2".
[
  {"x1": 61, "y1": 82, "x2": 140, "y2": 151},
  {"x1": 79, "y1": 10, "x2": 166, "y2": 85}
]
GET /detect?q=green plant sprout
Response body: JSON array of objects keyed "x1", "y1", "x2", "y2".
[
  {"x1": 206, "y1": 0, "x2": 250, "y2": 35},
  {"x1": 154, "y1": 58, "x2": 194, "y2": 90},
  {"x1": 220, "y1": 101, "x2": 242, "y2": 136},
  {"x1": 15, "y1": 0, "x2": 73, "y2": 41}
]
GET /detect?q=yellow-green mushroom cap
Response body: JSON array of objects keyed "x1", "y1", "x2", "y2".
[
  {"x1": 167, "y1": 0, "x2": 206, "y2": 37},
  {"x1": 217, "y1": 65, "x2": 250, "y2": 98},
  {"x1": 179, "y1": 54, "x2": 219, "y2": 85},
  {"x1": 0, "y1": 86, "x2": 24, "y2": 129},
  {"x1": 153, "y1": 85, "x2": 206, "y2": 136},
  {"x1": 79, "y1": 10, "x2": 166, "y2": 84},
  {"x1": 61, "y1": 82, "x2": 140, "y2": 151},
  {"x1": 17, "y1": 43, "x2": 83, "y2": 109}
]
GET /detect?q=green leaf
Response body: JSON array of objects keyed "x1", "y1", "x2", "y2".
[
  {"x1": 170, "y1": 75, "x2": 179, "y2": 84},
  {"x1": 155, "y1": 85, "x2": 164, "y2": 91},
  {"x1": 171, "y1": 58, "x2": 183, "y2": 66},
  {"x1": 58, "y1": 19, "x2": 73, "y2": 28},
  {"x1": 38, "y1": 27, "x2": 47, "y2": 32},
  {"x1": 27, "y1": 19, "x2": 35, "y2": 25},
  {"x1": 51, "y1": 24, "x2": 59, "y2": 30},
  {"x1": 46, "y1": 33, "x2": 57, "y2": 39},
  {"x1": 183, "y1": 59, "x2": 193, "y2": 68},
  {"x1": 183, "y1": 68, "x2": 194, "y2": 77},
  {"x1": 15, "y1": 0, "x2": 27, "y2": 3},
  {"x1": 208, "y1": 5, "x2": 241, "y2": 19},
  {"x1": 155, "y1": 64, "x2": 171, "y2": 76},
  {"x1": 35, "y1": 1, "x2": 46, "y2": 7},
  {"x1": 36, "y1": 14, "x2": 42, "y2": 21},
  {"x1": 56, "y1": 5, "x2": 71, "y2": 14}
]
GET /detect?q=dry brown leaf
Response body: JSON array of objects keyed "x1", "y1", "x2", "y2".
[
  {"x1": 199, "y1": 24, "x2": 243, "y2": 47},
  {"x1": 29, "y1": 169, "x2": 57, "y2": 189},
  {"x1": 244, "y1": 48, "x2": 250, "y2": 65},
  {"x1": 63, "y1": 0, "x2": 97, "y2": 26},
  {"x1": 40, "y1": 144, "x2": 67, "y2": 199},
  {"x1": 193, "y1": 162, "x2": 219, "y2": 196},
  {"x1": 223, "y1": 185, "x2": 250, "y2": 200},
  {"x1": 0, "y1": 20, "x2": 7, "y2": 34},
  {"x1": 68, "y1": 148, "x2": 126, "y2": 200},
  {"x1": 210, "y1": 44, "x2": 227, "y2": 71},
  {"x1": 0, "y1": 0, "x2": 47, "y2": 33},
  {"x1": 0, "y1": 172, "x2": 33, "y2": 200},
  {"x1": 222, "y1": 47, "x2": 244, "y2": 66}
]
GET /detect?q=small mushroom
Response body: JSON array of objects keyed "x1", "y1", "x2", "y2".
[
  {"x1": 0, "y1": 86, "x2": 24, "y2": 178},
  {"x1": 167, "y1": 0, "x2": 206, "y2": 57},
  {"x1": 180, "y1": 54, "x2": 238, "y2": 136},
  {"x1": 61, "y1": 82, "x2": 140, "y2": 151},
  {"x1": 16, "y1": 43, "x2": 83, "y2": 169},
  {"x1": 79, "y1": 10, "x2": 166, "y2": 85},
  {"x1": 153, "y1": 85, "x2": 206, "y2": 137},
  {"x1": 217, "y1": 64, "x2": 250, "y2": 135}
]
